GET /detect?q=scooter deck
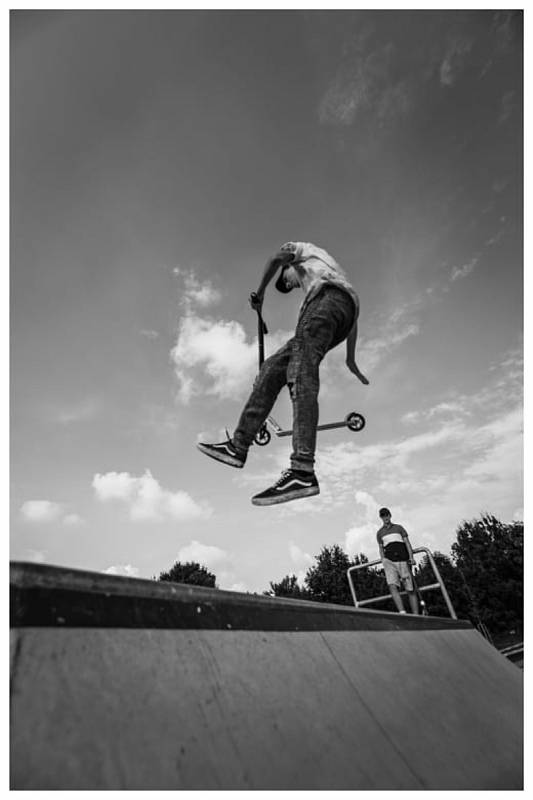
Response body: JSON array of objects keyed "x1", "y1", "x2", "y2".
[{"x1": 267, "y1": 415, "x2": 358, "y2": 437}]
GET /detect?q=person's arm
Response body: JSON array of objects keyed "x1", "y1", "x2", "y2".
[
  {"x1": 251, "y1": 248, "x2": 296, "y2": 310},
  {"x1": 346, "y1": 319, "x2": 369, "y2": 385},
  {"x1": 377, "y1": 532, "x2": 385, "y2": 562},
  {"x1": 401, "y1": 527, "x2": 415, "y2": 566}
]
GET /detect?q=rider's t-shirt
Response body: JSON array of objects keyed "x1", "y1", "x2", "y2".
[
  {"x1": 376, "y1": 524, "x2": 410, "y2": 562},
  {"x1": 280, "y1": 241, "x2": 359, "y2": 321}
]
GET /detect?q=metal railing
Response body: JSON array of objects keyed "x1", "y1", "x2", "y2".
[{"x1": 346, "y1": 546, "x2": 457, "y2": 619}]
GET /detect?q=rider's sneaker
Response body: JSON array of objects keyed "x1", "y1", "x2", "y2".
[
  {"x1": 251, "y1": 469, "x2": 319, "y2": 506},
  {"x1": 197, "y1": 436, "x2": 246, "y2": 468}
]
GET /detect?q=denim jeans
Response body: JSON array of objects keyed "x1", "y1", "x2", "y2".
[{"x1": 233, "y1": 286, "x2": 356, "y2": 472}]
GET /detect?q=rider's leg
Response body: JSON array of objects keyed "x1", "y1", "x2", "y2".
[
  {"x1": 232, "y1": 341, "x2": 292, "y2": 457},
  {"x1": 288, "y1": 288, "x2": 355, "y2": 473}
]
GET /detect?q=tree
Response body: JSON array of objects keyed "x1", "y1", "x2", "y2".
[
  {"x1": 305, "y1": 544, "x2": 354, "y2": 605},
  {"x1": 414, "y1": 551, "x2": 470, "y2": 619},
  {"x1": 268, "y1": 574, "x2": 311, "y2": 600},
  {"x1": 157, "y1": 561, "x2": 217, "y2": 588},
  {"x1": 348, "y1": 552, "x2": 390, "y2": 609},
  {"x1": 451, "y1": 514, "x2": 523, "y2": 636}
]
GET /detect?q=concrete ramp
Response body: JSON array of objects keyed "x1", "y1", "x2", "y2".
[{"x1": 10, "y1": 562, "x2": 523, "y2": 790}]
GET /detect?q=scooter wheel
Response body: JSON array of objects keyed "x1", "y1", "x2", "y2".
[
  {"x1": 254, "y1": 427, "x2": 271, "y2": 446},
  {"x1": 346, "y1": 412, "x2": 365, "y2": 432}
]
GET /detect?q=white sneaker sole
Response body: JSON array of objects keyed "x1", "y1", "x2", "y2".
[
  {"x1": 251, "y1": 486, "x2": 320, "y2": 506},
  {"x1": 196, "y1": 443, "x2": 244, "y2": 468}
]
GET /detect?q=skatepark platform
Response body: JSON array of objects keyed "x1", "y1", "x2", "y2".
[{"x1": 10, "y1": 561, "x2": 523, "y2": 790}]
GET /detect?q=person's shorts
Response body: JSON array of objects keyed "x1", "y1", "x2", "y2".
[{"x1": 382, "y1": 558, "x2": 413, "y2": 590}]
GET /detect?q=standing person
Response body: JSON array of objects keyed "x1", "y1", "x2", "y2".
[
  {"x1": 197, "y1": 241, "x2": 369, "y2": 506},
  {"x1": 376, "y1": 507, "x2": 419, "y2": 615}
]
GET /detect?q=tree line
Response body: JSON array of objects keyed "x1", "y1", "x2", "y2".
[{"x1": 156, "y1": 513, "x2": 523, "y2": 645}]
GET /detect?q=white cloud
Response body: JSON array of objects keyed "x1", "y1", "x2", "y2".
[
  {"x1": 62, "y1": 513, "x2": 85, "y2": 526},
  {"x1": 140, "y1": 329, "x2": 159, "y2": 340},
  {"x1": 103, "y1": 565, "x2": 140, "y2": 578},
  {"x1": 173, "y1": 267, "x2": 222, "y2": 309},
  {"x1": 93, "y1": 469, "x2": 212, "y2": 522},
  {"x1": 55, "y1": 398, "x2": 99, "y2": 425},
  {"x1": 361, "y1": 322, "x2": 420, "y2": 371},
  {"x1": 228, "y1": 582, "x2": 248, "y2": 593},
  {"x1": 92, "y1": 472, "x2": 136, "y2": 502},
  {"x1": 318, "y1": 39, "x2": 414, "y2": 128},
  {"x1": 25, "y1": 549, "x2": 47, "y2": 563},
  {"x1": 177, "y1": 539, "x2": 230, "y2": 569},
  {"x1": 439, "y1": 36, "x2": 473, "y2": 87},
  {"x1": 20, "y1": 500, "x2": 64, "y2": 523},
  {"x1": 171, "y1": 312, "x2": 290, "y2": 404},
  {"x1": 171, "y1": 316, "x2": 256, "y2": 403},
  {"x1": 344, "y1": 490, "x2": 382, "y2": 557},
  {"x1": 20, "y1": 500, "x2": 85, "y2": 527},
  {"x1": 451, "y1": 254, "x2": 479, "y2": 281}
]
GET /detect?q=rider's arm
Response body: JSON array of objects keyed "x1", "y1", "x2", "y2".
[
  {"x1": 346, "y1": 319, "x2": 369, "y2": 385},
  {"x1": 377, "y1": 532, "x2": 385, "y2": 562},
  {"x1": 401, "y1": 528, "x2": 415, "y2": 565},
  {"x1": 255, "y1": 248, "x2": 296, "y2": 301}
]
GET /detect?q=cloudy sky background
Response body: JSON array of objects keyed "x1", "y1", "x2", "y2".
[{"x1": 11, "y1": 9, "x2": 523, "y2": 592}]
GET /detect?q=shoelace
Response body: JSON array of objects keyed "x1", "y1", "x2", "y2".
[{"x1": 273, "y1": 470, "x2": 293, "y2": 487}]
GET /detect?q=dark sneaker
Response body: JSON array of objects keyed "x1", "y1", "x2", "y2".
[
  {"x1": 251, "y1": 469, "x2": 319, "y2": 506},
  {"x1": 197, "y1": 436, "x2": 246, "y2": 468}
]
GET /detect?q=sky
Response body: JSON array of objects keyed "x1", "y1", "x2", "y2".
[{"x1": 10, "y1": 9, "x2": 523, "y2": 594}]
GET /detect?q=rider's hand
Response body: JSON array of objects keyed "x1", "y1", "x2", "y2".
[
  {"x1": 346, "y1": 360, "x2": 369, "y2": 384},
  {"x1": 250, "y1": 291, "x2": 263, "y2": 311}
]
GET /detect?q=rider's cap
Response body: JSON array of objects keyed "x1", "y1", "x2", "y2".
[
  {"x1": 379, "y1": 507, "x2": 391, "y2": 517},
  {"x1": 275, "y1": 265, "x2": 293, "y2": 293}
]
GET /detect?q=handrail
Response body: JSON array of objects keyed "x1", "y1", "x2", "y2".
[{"x1": 346, "y1": 546, "x2": 457, "y2": 619}]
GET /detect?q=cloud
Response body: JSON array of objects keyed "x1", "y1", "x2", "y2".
[
  {"x1": 174, "y1": 539, "x2": 247, "y2": 591},
  {"x1": 228, "y1": 582, "x2": 248, "y2": 593},
  {"x1": 318, "y1": 39, "x2": 415, "y2": 127},
  {"x1": 361, "y1": 322, "x2": 420, "y2": 371},
  {"x1": 170, "y1": 312, "x2": 290, "y2": 404},
  {"x1": 498, "y1": 90, "x2": 515, "y2": 124},
  {"x1": 140, "y1": 329, "x2": 159, "y2": 340},
  {"x1": 92, "y1": 471, "x2": 136, "y2": 502},
  {"x1": 103, "y1": 565, "x2": 140, "y2": 578},
  {"x1": 25, "y1": 549, "x2": 47, "y2": 563},
  {"x1": 20, "y1": 499, "x2": 86, "y2": 527},
  {"x1": 20, "y1": 500, "x2": 65, "y2": 523},
  {"x1": 92, "y1": 469, "x2": 212, "y2": 522},
  {"x1": 171, "y1": 316, "x2": 257, "y2": 404},
  {"x1": 439, "y1": 36, "x2": 473, "y2": 86},
  {"x1": 173, "y1": 267, "x2": 222, "y2": 309},
  {"x1": 344, "y1": 490, "x2": 382, "y2": 557},
  {"x1": 62, "y1": 513, "x2": 85, "y2": 526},
  {"x1": 54, "y1": 398, "x2": 99, "y2": 425},
  {"x1": 177, "y1": 540, "x2": 230, "y2": 569},
  {"x1": 288, "y1": 541, "x2": 314, "y2": 583},
  {"x1": 450, "y1": 254, "x2": 479, "y2": 281}
]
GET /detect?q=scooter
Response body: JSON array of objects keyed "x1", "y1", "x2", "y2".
[{"x1": 250, "y1": 293, "x2": 366, "y2": 447}]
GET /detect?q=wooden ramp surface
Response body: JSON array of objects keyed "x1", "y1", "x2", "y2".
[{"x1": 10, "y1": 562, "x2": 523, "y2": 790}]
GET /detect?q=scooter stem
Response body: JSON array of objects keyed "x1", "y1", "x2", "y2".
[{"x1": 250, "y1": 293, "x2": 268, "y2": 368}]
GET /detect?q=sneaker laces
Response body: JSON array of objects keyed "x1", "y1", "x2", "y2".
[{"x1": 273, "y1": 470, "x2": 293, "y2": 487}]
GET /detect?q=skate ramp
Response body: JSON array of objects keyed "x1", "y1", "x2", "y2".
[{"x1": 10, "y1": 562, "x2": 523, "y2": 790}]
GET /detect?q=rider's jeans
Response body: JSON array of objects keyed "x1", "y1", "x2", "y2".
[{"x1": 232, "y1": 287, "x2": 356, "y2": 473}]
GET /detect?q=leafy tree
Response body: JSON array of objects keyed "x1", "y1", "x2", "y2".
[
  {"x1": 451, "y1": 514, "x2": 523, "y2": 636},
  {"x1": 305, "y1": 544, "x2": 354, "y2": 605},
  {"x1": 349, "y1": 552, "x2": 390, "y2": 607},
  {"x1": 157, "y1": 561, "x2": 217, "y2": 588},
  {"x1": 414, "y1": 551, "x2": 470, "y2": 619},
  {"x1": 268, "y1": 574, "x2": 311, "y2": 599}
]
